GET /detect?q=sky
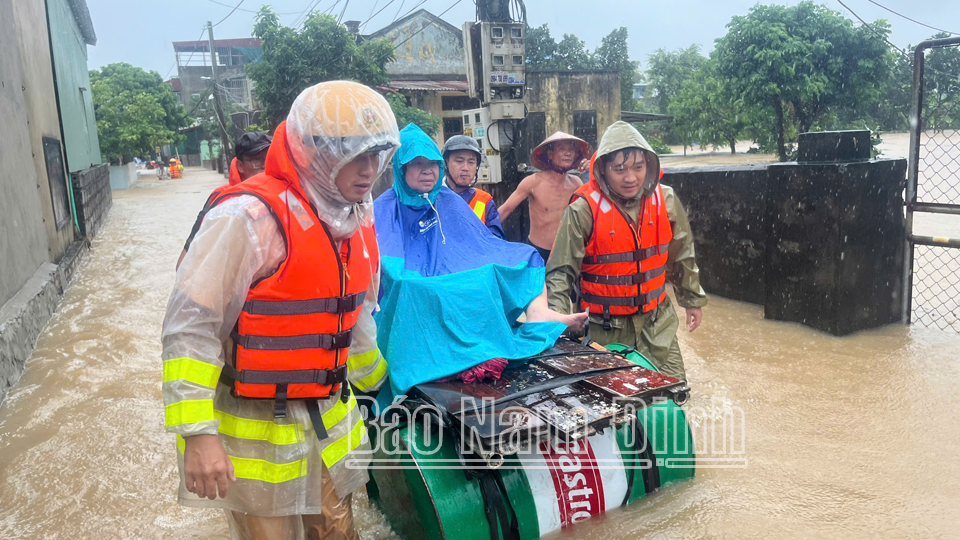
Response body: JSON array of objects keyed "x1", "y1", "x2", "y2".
[{"x1": 84, "y1": 0, "x2": 960, "y2": 79}]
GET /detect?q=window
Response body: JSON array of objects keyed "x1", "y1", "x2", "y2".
[
  {"x1": 573, "y1": 110, "x2": 598, "y2": 149},
  {"x1": 510, "y1": 27, "x2": 523, "y2": 39},
  {"x1": 513, "y1": 55, "x2": 523, "y2": 66},
  {"x1": 475, "y1": 113, "x2": 482, "y2": 123},
  {"x1": 492, "y1": 27, "x2": 503, "y2": 39},
  {"x1": 443, "y1": 117, "x2": 464, "y2": 141},
  {"x1": 217, "y1": 47, "x2": 242, "y2": 66},
  {"x1": 42, "y1": 137, "x2": 71, "y2": 229},
  {"x1": 493, "y1": 55, "x2": 505, "y2": 66},
  {"x1": 464, "y1": 114, "x2": 470, "y2": 125},
  {"x1": 442, "y1": 95, "x2": 481, "y2": 111}
]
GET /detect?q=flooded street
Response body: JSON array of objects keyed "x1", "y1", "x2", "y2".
[{"x1": 2, "y1": 167, "x2": 960, "y2": 539}]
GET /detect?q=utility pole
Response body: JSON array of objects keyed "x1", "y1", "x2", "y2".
[{"x1": 207, "y1": 20, "x2": 230, "y2": 175}]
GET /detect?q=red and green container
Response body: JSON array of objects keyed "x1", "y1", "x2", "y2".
[{"x1": 369, "y1": 346, "x2": 695, "y2": 540}]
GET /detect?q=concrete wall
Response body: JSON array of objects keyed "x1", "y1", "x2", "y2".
[
  {"x1": 374, "y1": 12, "x2": 465, "y2": 77},
  {"x1": 108, "y1": 163, "x2": 138, "y2": 190},
  {"x1": 73, "y1": 163, "x2": 111, "y2": 238},
  {"x1": 47, "y1": 0, "x2": 101, "y2": 173},
  {"x1": 664, "y1": 166, "x2": 769, "y2": 305},
  {"x1": 0, "y1": 0, "x2": 53, "y2": 307},
  {"x1": 665, "y1": 158, "x2": 907, "y2": 336},
  {"x1": 12, "y1": 0, "x2": 77, "y2": 263},
  {"x1": 525, "y1": 70, "x2": 621, "y2": 148}
]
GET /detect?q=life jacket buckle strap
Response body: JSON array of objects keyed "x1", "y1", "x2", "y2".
[{"x1": 274, "y1": 384, "x2": 288, "y2": 418}]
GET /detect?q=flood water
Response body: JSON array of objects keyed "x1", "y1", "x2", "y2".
[{"x1": 1, "y1": 167, "x2": 959, "y2": 539}]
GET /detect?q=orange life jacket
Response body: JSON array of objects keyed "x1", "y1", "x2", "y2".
[
  {"x1": 210, "y1": 122, "x2": 378, "y2": 414},
  {"x1": 468, "y1": 188, "x2": 494, "y2": 224},
  {"x1": 228, "y1": 158, "x2": 241, "y2": 186},
  {"x1": 574, "y1": 177, "x2": 672, "y2": 324}
]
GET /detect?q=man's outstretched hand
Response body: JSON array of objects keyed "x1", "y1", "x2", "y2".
[{"x1": 183, "y1": 434, "x2": 236, "y2": 500}]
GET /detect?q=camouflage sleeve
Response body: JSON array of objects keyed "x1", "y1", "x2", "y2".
[{"x1": 546, "y1": 198, "x2": 594, "y2": 314}]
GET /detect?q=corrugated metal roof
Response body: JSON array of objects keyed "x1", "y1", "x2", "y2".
[{"x1": 380, "y1": 80, "x2": 469, "y2": 92}]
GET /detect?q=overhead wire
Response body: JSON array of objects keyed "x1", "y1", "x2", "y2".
[
  {"x1": 396, "y1": 0, "x2": 429, "y2": 23},
  {"x1": 206, "y1": 0, "x2": 303, "y2": 15},
  {"x1": 361, "y1": 0, "x2": 381, "y2": 32},
  {"x1": 337, "y1": 0, "x2": 351, "y2": 24},
  {"x1": 360, "y1": 0, "x2": 401, "y2": 30},
  {"x1": 865, "y1": 0, "x2": 958, "y2": 37},
  {"x1": 391, "y1": 0, "x2": 463, "y2": 50},
  {"x1": 836, "y1": 0, "x2": 959, "y2": 79},
  {"x1": 212, "y1": 0, "x2": 246, "y2": 26}
]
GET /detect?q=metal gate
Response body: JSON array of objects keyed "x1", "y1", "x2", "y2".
[{"x1": 904, "y1": 36, "x2": 960, "y2": 332}]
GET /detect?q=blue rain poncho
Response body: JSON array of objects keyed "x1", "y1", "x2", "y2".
[{"x1": 373, "y1": 124, "x2": 565, "y2": 398}]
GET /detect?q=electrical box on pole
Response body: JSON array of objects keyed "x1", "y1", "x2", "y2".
[{"x1": 461, "y1": 0, "x2": 527, "y2": 184}]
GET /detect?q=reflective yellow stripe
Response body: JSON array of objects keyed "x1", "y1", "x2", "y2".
[
  {"x1": 230, "y1": 455, "x2": 309, "y2": 483},
  {"x1": 322, "y1": 418, "x2": 366, "y2": 468},
  {"x1": 165, "y1": 400, "x2": 215, "y2": 427},
  {"x1": 353, "y1": 356, "x2": 388, "y2": 392},
  {"x1": 472, "y1": 200, "x2": 486, "y2": 221},
  {"x1": 176, "y1": 435, "x2": 308, "y2": 484},
  {"x1": 321, "y1": 392, "x2": 356, "y2": 431},
  {"x1": 163, "y1": 357, "x2": 221, "y2": 388},
  {"x1": 347, "y1": 349, "x2": 379, "y2": 371},
  {"x1": 216, "y1": 411, "x2": 304, "y2": 446}
]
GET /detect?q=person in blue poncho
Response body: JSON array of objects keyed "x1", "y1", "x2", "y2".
[{"x1": 373, "y1": 124, "x2": 587, "y2": 399}]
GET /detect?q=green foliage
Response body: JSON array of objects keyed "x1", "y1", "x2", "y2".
[
  {"x1": 247, "y1": 6, "x2": 395, "y2": 129},
  {"x1": 646, "y1": 45, "x2": 706, "y2": 116},
  {"x1": 186, "y1": 91, "x2": 240, "y2": 153},
  {"x1": 385, "y1": 92, "x2": 441, "y2": 136},
  {"x1": 669, "y1": 60, "x2": 755, "y2": 153},
  {"x1": 713, "y1": 1, "x2": 894, "y2": 160},
  {"x1": 525, "y1": 24, "x2": 640, "y2": 110},
  {"x1": 89, "y1": 62, "x2": 188, "y2": 162},
  {"x1": 642, "y1": 133, "x2": 673, "y2": 155},
  {"x1": 923, "y1": 32, "x2": 960, "y2": 129},
  {"x1": 594, "y1": 28, "x2": 641, "y2": 111}
]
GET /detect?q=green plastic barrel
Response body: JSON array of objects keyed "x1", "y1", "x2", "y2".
[{"x1": 368, "y1": 344, "x2": 695, "y2": 540}]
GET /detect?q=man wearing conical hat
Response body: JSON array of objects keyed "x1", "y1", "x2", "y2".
[{"x1": 499, "y1": 132, "x2": 591, "y2": 262}]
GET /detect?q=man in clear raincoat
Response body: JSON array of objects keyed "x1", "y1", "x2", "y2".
[{"x1": 161, "y1": 81, "x2": 397, "y2": 540}]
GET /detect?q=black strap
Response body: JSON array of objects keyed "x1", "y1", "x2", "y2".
[
  {"x1": 583, "y1": 243, "x2": 670, "y2": 265},
  {"x1": 305, "y1": 399, "x2": 329, "y2": 440},
  {"x1": 243, "y1": 291, "x2": 366, "y2": 316},
  {"x1": 581, "y1": 284, "x2": 666, "y2": 308},
  {"x1": 274, "y1": 384, "x2": 288, "y2": 418},
  {"x1": 581, "y1": 266, "x2": 666, "y2": 286},
  {"x1": 221, "y1": 363, "x2": 348, "y2": 386},
  {"x1": 231, "y1": 329, "x2": 353, "y2": 351},
  {"x1": 477, "y1": 471, "x2": 520, "y2": 540}
]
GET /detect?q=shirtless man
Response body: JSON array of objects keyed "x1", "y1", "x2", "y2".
[{"x1": 499, "y1": 132, "x2": 591, "y2": 262}]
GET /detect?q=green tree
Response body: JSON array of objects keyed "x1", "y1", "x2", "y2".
[
  {"x1": 669, "y1": 60, "x2": 753, "y2": 154},
  {"x1": 923, "y1": 32, "x2": 960, "y2": 129},
  {"x1": 595, "y1": 27, "x2": 641, "y2": 111},
  {"x1": 185, "y1": 89, "x2": 241, "y2": 155},
  {"x1": 525, "y1": 24, "x2": 640, "y2": 110},
  {"x1": 714, "y1": 2, "x2": 894, "y2": 160},
  {"x1": 646, "y1": 45, "x2": 706, "y2": 115},
  {"x1": 385, "y1": 92, "x2": 441, "y2": 136},
  {"x1": 247, "y1": 7, "x2": 395, "y2": 128},
  {"x1": 89, "y1": 63, "x2": 188, "y2": 162},
  {"x1": 525, "y1": 24, "x2": 558, "y2": 68}
]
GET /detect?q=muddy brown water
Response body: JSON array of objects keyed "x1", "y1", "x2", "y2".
[{"x1": 1, "y1": 167, "x2": 959, "y2": 539}]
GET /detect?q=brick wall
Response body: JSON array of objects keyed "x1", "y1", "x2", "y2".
[{"x1": 72, "y1": 163, "x2": 112, "y2": 238}]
